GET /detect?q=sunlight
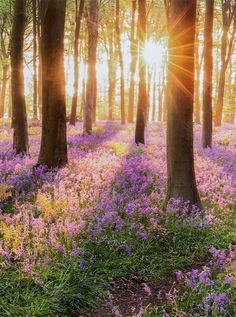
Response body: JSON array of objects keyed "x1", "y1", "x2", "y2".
[{"x1": 143, "y1": 39, "x2": 165, "y2": 66}]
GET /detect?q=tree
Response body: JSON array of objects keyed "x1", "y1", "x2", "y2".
[
  {"x1": 69, "y1": 0, "x2": 85, "y2": 126},
  {"x1": 32, "y1": 0, "x2": 38, "y2": 120},
  {"x1": 215, "y1": 0, "x2": 236, "y2": 126},
  {"x1": 115, "y1": 0, "x2": 125, "y2": 125},
  {"x1": 83, "y1": 0, "x2": 98, "y2": 134},
  {"x1": 128, "y1": 0, "x2": 137, "y2": 123},
  {"x1": 135, "y1": 0, "x2": 147, "y2": 145},
  {"x1": 10, "y1": 0, "x2": 28, "y2": 154},
  {"x1": 165, "y1": 0, "x2": 201, "y2": 208},
  {"x1": 202, "y1": 0, "x2": 214, "y2": 148},
  {"x1": 38, "y1": 0, "x2": 67, "y2": 168}
]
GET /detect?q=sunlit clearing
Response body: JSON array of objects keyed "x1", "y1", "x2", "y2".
[{"x1": 143, "y1": 39, "x2": 165, "y2": 66}]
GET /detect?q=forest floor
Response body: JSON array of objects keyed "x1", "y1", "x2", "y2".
[{"x1": 0, "y1": 120, "x2": 235, "y2": 317}]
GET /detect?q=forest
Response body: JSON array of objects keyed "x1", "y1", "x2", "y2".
[{"x1": 0, "y1": 0, "x2": 235, "y2": 316}]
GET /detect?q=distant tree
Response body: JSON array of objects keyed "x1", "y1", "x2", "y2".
[
  {"x1": 215, "y1": 0, "x2": 236, "y2": 126},
  {"x1": 38, "y1": 0, "x2": 67, "y2": 167},
  {"x1": 69, "y1": 0, "x2": 85, "y2": 126},
  {"x1": 165, "y1": 0, "x2": 201, "y2": 208},
  {"x1": 135, "y1": 0, "x2": 147, "y2": 145},
  {"x1": 11, "y1": 0, "x2": 28, "y2": 154},
  {"x1": 202, "y1": 0, "x2": 214, "y2": 148},
  {"x1": 128, "y1": 0, "x2": 137, "y2": 123},
  {"x1": 115, "y1": 0, "x2": 125, "y2": 125},
  {"x1": 83, "y1": 0, "x2": 98, "y2": 134}
]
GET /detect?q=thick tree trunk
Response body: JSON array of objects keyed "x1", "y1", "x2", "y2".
[
  {"x1": 83, "y1": 0, "x2": 98, "y2": 134},
  {"x1": 38, "y1": 0, "x2": 67, "y2": 168},
  {"x1": 194, "y1": 5, "x2": 201, "y2": 124},
  {"x1": 37, "y1": 0, "x2": 42, "y2": 119},
  {"x1": 8, "y1": 80, "x2": 12, "y2": 119},
  {"x1": 0, "y1": 64, "x2": 8, "y2": 118},
  {"x1": 115, "y1": 0, "x2": 125, "y2": 125},
  {"x1": 69, "y1": 0, "x2": 84, "y2": 126},
  {"x1": 33, "y1": 0, "x2": 38, "y2": 120},
  {"x1": 10, "y1": 0, "x2": 28, "y2": 154},
  {"x1": 166, "y1": 0, "x2": 201, "y2": 208},
  {"x1": 128, "y1": 0, "x2": 137, "y2": 123},
  {"x1": 202, "y1": 0, "x2": 214, "y2": 148},
  {"x1": 135, "y1": 0, "x2": 147, "y2": 145}
]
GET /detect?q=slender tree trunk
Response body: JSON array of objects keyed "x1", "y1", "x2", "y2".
[
  {"x1": 158, "y1": 82, "x2": 163, "y2": 122},
  {"x1": 135, "y1": 0, "x2": 147, "y2": 144},
  {"x1": 92, "y1": 75, "x2": 97, "y2": 124},
  {"x1": 10, "y1": 0, "x2": 28, "y2": 154},
  {"x1": 8, "y1": 80, "x2": 12, "y2": 119},
  {"x1": 202, "y1": 0, "x2": 214, "y2": 148},
  {"x1": 165, "y1": 0, "x2": 201, "y2": 208},
  {"x1": 128, "y1": 0, "x2": 137, "y2": 123},
  {"x1": 33, "y1": 0, "x2": 38, "y2": 120},
  {"x1": 108, "y1": 30, "x2": 116, "y2": 121},
  {"x1": 0, "y1": 64, "x2": 9, "y2": 118},
  {"x1": 38, "y1": 0, "x2": 67, "y2": 167},
  {"x1": 146, "y1": 65, "x2": 151, "y2": 122},
  {"x1": 70, "y1": 0, "x2": 85, "y2": 126},
  {"x1": 83, "y1": 0, "x2": 98, "y2": 134},
  {"x1": 152, "y1": 68, "x2": 156, "y2": 122},
  {"x1": 37, "y1": 0, "x2": 42, "y2": 119},
  {"x1": 115, "y1": 0, "x2": 125, "y2": 125}
]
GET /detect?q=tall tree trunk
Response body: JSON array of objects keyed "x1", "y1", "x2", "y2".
[
  {"x1": 8, "y1": 80, "x2": 12, "y2": 119},
  {"x1": 70, "y1": 0, "x2": 85, "y2": 126},
  {"x1": 158, "y1": 82, "x2": 163, "y2": 122},
  {"x1": 146, "y1": 65, "x2": 151, "y2": 122},
  {"x1": 33, "y1": 0, "x2": 38, "y2": 120},
  {"x1": 128, "y1": 0, "x2": 137, "y2": 123},
  {"x1": 194, "y1": 4, "x2": 201, "y2": 124},
  {"x1": 215, "y1": 1, "x2": 236, "y2": 126},
  {"x1": 37, "y1": 0, "x2": 42, "y2": 119},
  {"x1": 135, "y1": 0, "x2": 147, "y2": 145},
  {"x1": 83, "y1": 0, "x2": 98, "y2": 133},
  {"x1": 151, "y1": 68, "x2": 156, "y2": 122},
  {"x1": 165, "y1": 0, "x2": 201, "y2": 208},
  {"x1": 0, "y1": 64, "x2": 8, "y2": 118},
  {"x1": 115, "y1": 0, "x2": 125, "y2": 125},
  {"x1": 10, "y1": 0, "x2": 28, "y2": 154},
  {"x1": 38, "y1": 0, "x2": 67, "y2": 168},
  {"x1": 108, "y1": 30, "x2": 116, "y2": 121},
  {"x1": 202, "y1": 0, "x2": 214, "y2": 148}
]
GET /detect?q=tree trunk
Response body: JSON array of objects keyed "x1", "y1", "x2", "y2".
[
  {"x1": 8, "y1": 80, "x2": 12, "y2": 119},
  {"x1": 202, "y1": 0, "x2": 214, "y2": 148},
  {"x1": 151, "y1": 68, "x2": 156, "y2": 122},
  {"x1": 10, "y1": 0, "x2": 28, "y2": 154},
  {"x1": 146, "y1": 65, "x2": 151, "y2": 122},
  {"x1": 135, "y1": 0, "x2": 147, "y2": 145},
  {"x1": 158, "y1": 82, "x2": 163, "y2": 122},
  {"x1": 194, "y1": 4, "x2": 201, "y2": 124},
  {"x1": 115, "y1": 0, "x2": 125, "y2": 125},
  {"x1": 69, "y1": 0, "x2": 85, "y2": 126},
  {"x1": 128, "y1": 0, "x2": 137, "y2": 123},
  {"x1": 108, "y1": 30, "x2": 116, "y2": 121},
  {"x1": 166, "y1": 0, "x2": 201, "y2": 208},
  {"x1": 33, "y1": 0, "x2": 38, "y2": 120},
  {"x1": 38, "y1": 0, "x2": 67, "y2": 168},
  {"x1": 37, "y1": 0, "x2": 42, "y2": 119},
  {"x1": 83, "y1": 0, "x2": 98, "y2": 134},
  {"x1": 0, "y1": 64, "x2": 9, "y2": 118}
]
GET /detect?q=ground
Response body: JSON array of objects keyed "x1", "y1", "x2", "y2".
[{"x1": 0, "y1": 120, "x2": 235, "y2": 316}]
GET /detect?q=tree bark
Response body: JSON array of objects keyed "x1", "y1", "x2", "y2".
[
  {"x1": 194, "y1": 4, "x2": 201, "y2": 124},
  {"x1": 108, "y1": 29, "x2": 116, "y2": 121},
  {"x1": 128, "y1": 0, "x2": 137, "y2": 123},
  {"x1": 151, "y1": 68, "x2": 156, "y2": 122},
  {"x1": 69, "y1": 0, "x2": 85, "y2": 126},
  {"x1": 166, "y1": 0, "x2": 201, "y2": 208},
  {"x1": 215, "y1": 0, "x2": 236, "y2": 126},
  {"x1": 135, "y1": 0, "x2": 147, "y2": 145},
  {"x1": 202, "y1": 0, "x2": 214, "y2": 148},
  {"x1": 37, "y1": 0, "x2": 42, "y2": 119},
  {"x1": 0, "y1": 64, "x2": 8, "y2": 118},
  {"x1": 83, "y1": 0, "x2": 98, "y2": 134},
  {"x1": 115, "y1": 0, "x2": 125, "y2": 125},
  {"x1": 38, "y1": 0, "x2": 67, "y2": 168},
  {"x1": 10, "y1": 0, "x2": 28, "y2": 154},
  {"x1": 33, "y1": 0, "x2": 38, "y2": 120}
]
